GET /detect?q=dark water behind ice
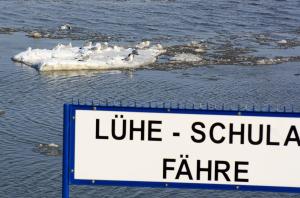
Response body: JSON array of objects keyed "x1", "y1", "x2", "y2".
[
  {"x1": 1, "y1": 0, "x2": 300, "y2": 44},
  {"x1": 1, "y1": 0, "x2": 300, "y2": 197}
]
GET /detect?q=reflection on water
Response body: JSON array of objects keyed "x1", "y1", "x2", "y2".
[{"x1": 40, "y1": 70, "x2": 123, "y2": 77}]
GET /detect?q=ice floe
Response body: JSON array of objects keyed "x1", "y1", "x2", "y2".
[
  {"x1": 33, "y1": 143, "x2": 61, "y2": 156},
  {"x1": 28, "y1": 31, "x2": 42, "y2": 39},
  {"x1": 170, "y1": 53, "x2": 203, "y2": 62},
  {"x1": 277, "y1": 39, "x2": 288, "y2": 45},
  {"x1": 12, "y1": 42, "x2": 165, "y2": 71}
]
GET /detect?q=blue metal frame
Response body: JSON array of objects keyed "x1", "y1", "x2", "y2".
[
  {"x1": 63, "y1": 103, "x2": 300, "y2": 197},
  {"x1": 63, "y1": 104, "x2": 70, "y2": 198}
]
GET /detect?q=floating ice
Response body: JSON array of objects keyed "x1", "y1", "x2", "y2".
[
  {"x1": 170, "y1": 53, "x2": 203, "y2": 62},
  {"x1": 33, "y1": 143, "x2": 61, "y2": 156},
  {"x1": 189, "y1": 41, "x2": 207, "y2": 53},
  {"x1": 256, "y1": 58, "x2": 275, "y2": 65},
  {"x1": 277, "y1": 39, "x2": 288, "y2": 44},
  {"x1": 256, "y1": 58, "x2": 285, "y2": 65},
  {"x1": 48, "y1": 143, "x2": 59, "y2": 148},
  {"x1": 28, "y1": 31, "x2": 42, "y2": 39},
  {"x1": 12, "y1": 42, "x2": 165, "y2": 71}
]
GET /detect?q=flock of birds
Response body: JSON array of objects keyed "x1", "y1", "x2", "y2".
[
  {"x1": 27, "y1": 24, "x2": 155, "y2": 63},
  {"x1": 72, "y1": 40, "x2": 152, "y2": 62}
]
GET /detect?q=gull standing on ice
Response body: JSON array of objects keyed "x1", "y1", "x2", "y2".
[
  {"x1": 77, "y1": 43, "x2": 93, "y2": 61},
  {"x1": 91, "y1": 43, "x2": 102, "y2": 52},
  {"x1": 135, "y1": 41, "x2": 150, "y2": 49},
  {"x1": 102, "y1": 42, "x2": 109, "y2": 50},
  {"x1": 123, "y1": 49, "x2": 139, "y2": 62},
  {"x1": 77, "y1": 53, "x2": 91, "y2": 61}
]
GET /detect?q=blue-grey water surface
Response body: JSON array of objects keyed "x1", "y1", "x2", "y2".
[{"x1": 1, "y1": 0, "x2": 300, "y2": 197}]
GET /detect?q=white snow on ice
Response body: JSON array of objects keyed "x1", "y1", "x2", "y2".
[{"x1": 12, "y1": 42, "x2": 165, "y2": 71}]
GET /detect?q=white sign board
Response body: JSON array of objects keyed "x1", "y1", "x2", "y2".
[{"x1": 74, "y1": 109, "x2": 300, "y2": 188}]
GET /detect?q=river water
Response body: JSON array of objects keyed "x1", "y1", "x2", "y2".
[{"x1": 0, "y1": 0, "x2": 300, "y2": 197}]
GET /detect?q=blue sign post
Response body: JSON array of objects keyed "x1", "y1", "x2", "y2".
[
  {"x1": 62, "y1": 103, "x2": 300, "y2": 197},
  {"x1": 63, "y1": 104, "x2": 70, "y2": 198}
]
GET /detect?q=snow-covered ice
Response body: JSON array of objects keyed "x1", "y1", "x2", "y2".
[{"x1": 12, "y1": 42, "x2": 165, "y2": 71}]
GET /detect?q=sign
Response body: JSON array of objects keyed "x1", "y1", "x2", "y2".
[{"x1": 63, "y1": 104, "x2": 300, "y2": 197}]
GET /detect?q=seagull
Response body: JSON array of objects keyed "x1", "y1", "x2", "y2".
[
  {"x1": 135, "y1": 41, "x2": 150, "y2": 49},
  {"x1": 53, "y1": 43, "x2": 64, "y2": 50},
  {"x1": 77, "y1": 54, "x2": 90, "y2": 61},
  {"x1": 102, "y1": 42, "x2": 109, "y2": 50},
  {"x1": 91, "y1": 42, "x2": 102, "y2": 51},
  {"x1": 122, "y1": 49, "x2": 139, "y2": 62},
  {"x1": 155, "y1": 44, "x2": 163, "y2": 50},
  {"x1": 76, "y1": 49, "x2": 92, "y2": 61},
  {"x1": 60, "y1": 24, "x2": 72, "y2": 30},
  {"x1": 123, "y1": 53, "x2": 134, "y2": 62},
  {"x1": 132, "y1": 49, "x2": 139, "y2": 55}
]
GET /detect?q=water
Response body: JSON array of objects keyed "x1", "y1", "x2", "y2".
[{"x1": 0, "y1": 0, "x2": 300, "y2": 197}]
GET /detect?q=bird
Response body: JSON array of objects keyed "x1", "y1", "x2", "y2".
[
  {"x1": 91, "y1": 42, "x2": 102, "y2": 51},
  {"x1": 102, "y1": 42, "x2": 109, "y2": 50},
  {"x1": 77, "y1": 54, "x2": 90, "y2": 61},
  {"x1": 60, "y1": 24, "x2": 72, "y2": 30},
  {"x1": 135, "y1": 41, "x2": 150, "y2": 49},
  {"x1": 123, "y1": 53, "x2": 134, "y2": 62},
  {"x1": 53, "y1": 43, "x2": 64, "y2": 50},
  {"x1": 131, "y1": 49, "x2": 139, "y2": 55},
  {"x1": 122, "y1": 49, "x2": 139, "y2": 62},
  {"x1": 76, "y1": 49, "x2": 92, "y2": 61},
  {"x1": 155, "y1": 44, "x2": 163, "y2": 50}
]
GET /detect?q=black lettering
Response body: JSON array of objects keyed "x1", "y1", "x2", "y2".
[
  {"x1": 248, "y1": 124, "x2": 263, "y2": 145},
  {"x1": 284, "y1": 125, "x2": 300, "y2": 146},
  {"x1": 111, "y1": 119, "x2": 126, "y2": 140},
  {"x1": 129, "y1": 120, "x2": 145, "y2": 140},
  {"x1": 235, "y1": 161, "x2": 249, "y2": 182},
  {"x1": 196, "y1": 160, "x2": 212, "y2": 181},
  {"x1": 163, "y1": 158, "x2": 176, "y2": 179},
  {"x1": 175, "y1": 159, "x2": 193, "y2": 180},
  {"x1": 95, "y1": 119, "x2": 109, "y2": 139},
  {"x1": 229, "y1": 123, "x2": 245, "y2": 144},
  {"x1": 191, "y1": 122, "x2": 206, "y2": 143},
  {"x1": 266, "y1": 125, "x2": 280, "y2": 146},
  {"x1": 210, "y1": 123, "x2": 225, "y2": 144},
  {"x1": 148, "y1": 120, "x2": 162, "y2": 141},
  {"x1": 215, "y1": 161, "x2": 230, "y2": 181}
]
